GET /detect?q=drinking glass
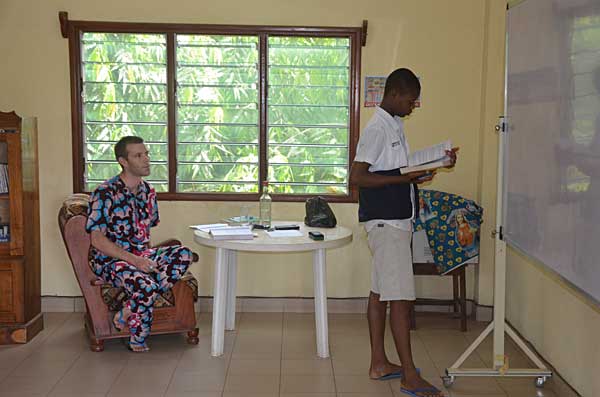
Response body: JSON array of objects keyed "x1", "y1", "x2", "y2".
[{"x1": 240, "y1": 205, "x2": 250, "y2": 225}]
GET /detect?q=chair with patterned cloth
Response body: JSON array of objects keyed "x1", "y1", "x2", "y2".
[{"x1": 58, "y1": 193, "x2": 200, "y2": 352}]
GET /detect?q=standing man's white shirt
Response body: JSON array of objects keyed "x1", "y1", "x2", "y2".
[{"x1": 354, "y1": 107, "x2": 415, "y2": 233}]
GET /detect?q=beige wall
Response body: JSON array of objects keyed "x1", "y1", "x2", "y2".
[{"x1": 0, "y1": 0, "x2": 500, "y2": 300}]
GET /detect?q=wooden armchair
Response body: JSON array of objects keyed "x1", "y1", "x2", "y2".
[{"x1": 58, "y1": 194, "x2": 200, "y2": 352}]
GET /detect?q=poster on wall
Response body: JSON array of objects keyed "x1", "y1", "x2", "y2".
[
  {"x1": 364, "y1": 76, "x2": 386, "y2": 107},
  {"x1": 364, "y1": 75, "x2": 422, "y2": 108}
]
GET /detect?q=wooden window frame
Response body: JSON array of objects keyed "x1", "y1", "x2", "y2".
[{"x1": 60, "y1": 12, "x2": 366, "y2": 202}]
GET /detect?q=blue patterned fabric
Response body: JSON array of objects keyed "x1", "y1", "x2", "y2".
[{"x1": 414, "y1": 190, "x2": 483, "y2": 275}]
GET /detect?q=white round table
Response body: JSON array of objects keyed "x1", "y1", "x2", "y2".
[{"x1": 194, "y1": 221, "x2": 353, "y2": 358}]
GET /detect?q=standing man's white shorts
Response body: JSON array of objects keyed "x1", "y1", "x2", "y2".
[{"x1": 367, "y1": 223, "x2": 416, "y2": 301}]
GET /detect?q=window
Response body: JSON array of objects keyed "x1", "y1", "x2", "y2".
[
  {"x1": 176, "y1": 34, "x2": 260, "y2": 194},
  {"x1": 82, "y1": 33, "x2": 169, "y2": 191},
  {"x1": 63, "y1": 17, "x2": 363, "y2": 201}
]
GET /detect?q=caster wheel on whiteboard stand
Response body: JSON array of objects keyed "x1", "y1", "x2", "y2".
[
  {"x1": 535, "y1": 377, "x2": 547, "y2": 388},
  {"x1": 441, "y1": 375, "x2": 454, "y2": 388}
]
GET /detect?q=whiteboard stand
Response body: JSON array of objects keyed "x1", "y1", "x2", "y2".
[{"x1": 443, "y1": 117, "x2": 552, "y2": 388}]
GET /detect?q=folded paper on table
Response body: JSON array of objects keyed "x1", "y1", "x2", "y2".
[
  {"x1": 189, "y1": 223, "x2": 228, "y2": 232},
  {"x1": 209, "y1": 226, "x2": 254, "y2": 240}
]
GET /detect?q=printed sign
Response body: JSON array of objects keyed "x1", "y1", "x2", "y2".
[{"x1": 364, "y1": 75, "x2": 422, "y2": 108}]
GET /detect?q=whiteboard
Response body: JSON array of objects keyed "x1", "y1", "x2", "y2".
[{"x1": 505, "y1": 0, "x2": 600, "y2": 304}]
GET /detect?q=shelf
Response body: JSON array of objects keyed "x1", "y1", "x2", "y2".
[{"x1": 0, "y1": 112, "x2": 42, "y2": 342}]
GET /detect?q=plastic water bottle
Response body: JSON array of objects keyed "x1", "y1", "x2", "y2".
[{"x1": 259, "y1": 181, "x2": 272, "y2": 228}]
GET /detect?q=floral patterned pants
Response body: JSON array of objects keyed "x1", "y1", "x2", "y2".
[{"x1": 103, "y1": 245, "x2": 192, "y2": 345}]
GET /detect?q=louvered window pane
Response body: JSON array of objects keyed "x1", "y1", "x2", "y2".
[
  {"x1": 267, "y1": 37, "x2": 350, "y2": 195},
  {"x1": 81, "y1": 33, "x2": 168, "y2": 192},
  {"x1": 176, "y1": 35, "x2": 260, "y2": 193}
]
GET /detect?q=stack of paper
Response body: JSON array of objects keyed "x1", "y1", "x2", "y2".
[
  {"x1": 190, "y1": 223, "x2": 229, "y2": 233},
  {"x1": 400, "y1": 140, "x2": 453, "y2": 173},
  {"x1": 209, "y1": 226, "x2": 254, "y2": 240}
]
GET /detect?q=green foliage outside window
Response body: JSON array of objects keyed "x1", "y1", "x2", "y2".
[{"x1": 81, "y1": 32, "x2": 352, "y2": 195}]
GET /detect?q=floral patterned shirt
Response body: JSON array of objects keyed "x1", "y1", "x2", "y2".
[{"x1": 86, "y1": 175, "x2": 159, "y2": 275}]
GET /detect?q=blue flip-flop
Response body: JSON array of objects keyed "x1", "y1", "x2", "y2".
[
  {"x1": 374, "y1": 368, "x2": 420, "y2": 381},
  {"x1": 400, "y1": 386, "x2": 445, "y2": 397},
  {"x1": 376, "y1": 370, "x2": 404, "y2": 380}
]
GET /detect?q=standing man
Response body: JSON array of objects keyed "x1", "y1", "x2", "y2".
[
  {"x1": 86, "y1": 136, "x2": 193, "y2": 352},
  {"x1": 350, "y1": 68, "x2": 457, "y2": 397}
]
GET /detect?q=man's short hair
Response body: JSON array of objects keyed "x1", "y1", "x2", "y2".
[
  {"x1": 383, "y1": 68, "x2": 421, "y2": 97},
  {"x1": 114, "y1": 136, "x2": 144, "y2": 162}
]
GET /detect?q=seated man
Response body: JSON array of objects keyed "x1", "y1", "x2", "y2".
[{"x1": 86, "y1": 136, "x2": 193, "y2": 352}]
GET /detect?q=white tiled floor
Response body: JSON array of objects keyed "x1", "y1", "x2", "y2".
[{"x1": 0, "y1": 312, "x2": 578, "y2": 397}]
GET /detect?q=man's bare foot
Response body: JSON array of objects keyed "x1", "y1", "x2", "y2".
[
  {"x1": 369, "y1": 361, "x2": 404, "y2": 379},
  {"x1": 400, "y1": 372, "x2": 445, "y2": 397},
  {"x1": 127, "y1": 341, "x2": 150, "y2": 352},
  {"x1": 112, "y1": 307, "x2": 132, "y2": 332}
]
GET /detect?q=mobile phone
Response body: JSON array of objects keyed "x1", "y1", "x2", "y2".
[{"x1": 309, "y1": 231, "x2": 324, "y2": 240}]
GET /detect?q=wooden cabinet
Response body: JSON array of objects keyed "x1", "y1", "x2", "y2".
[{"x1": 0, "y1": 111, "x2": 42, "y2": 344}]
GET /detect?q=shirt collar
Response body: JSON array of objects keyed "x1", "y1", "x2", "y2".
[
  {"x1": 375, "y1": 106, "x2": 403, "y2": 132},
  {"x1": 116, "y1": 175, "x2": 147, "y2": 196}
]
